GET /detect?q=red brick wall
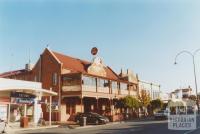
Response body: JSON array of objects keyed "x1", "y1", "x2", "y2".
[
  {"x1": 4, "y1": 49, "x2": 62, "y2": 121},
  {"x1": 39, "y1": 49, "x2": 62, "y2": 121}
]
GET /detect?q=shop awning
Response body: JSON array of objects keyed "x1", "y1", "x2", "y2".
[{"x1": 0, "y1": 78, "x2": 57, "y2": 97}]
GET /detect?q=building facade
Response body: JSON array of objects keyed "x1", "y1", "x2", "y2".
[
  {"x1": 170, "y1": 87, "x2": 192, "y2": 100},
  {"x1": 139, "y1": 80, "x2": 161, "y2": 100},
  {"x1": 0, "y1": 48, "x2": 139, "y2": 122}
]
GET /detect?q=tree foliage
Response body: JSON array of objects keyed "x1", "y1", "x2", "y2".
[
  {"x1": 122, "y1": 95, "x2": 140, "y2": 109},
  {"x1": 138, "y1": 90, "x2": 151, "y2": 108},
  {"x1": 150, "y1": 99, "x2": 163, "y2": 111},
  {"x1": 189, "y1": 95, "x2": 197, "y2": 102}
]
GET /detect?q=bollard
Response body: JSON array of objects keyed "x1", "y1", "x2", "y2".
[
  {"x1": 83, "y1": 117, "x2": 87, "y2": 126},
  {"x1": 80, "y1": 117, "x2": 87, "y2": 126}
]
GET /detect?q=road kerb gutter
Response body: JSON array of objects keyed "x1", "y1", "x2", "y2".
[
  {"x1": 74, "y1": 121, "x2": 125, "y2": 129},
  {"x1": 7, "y1": 125, "x2": 59, "y2": 133}
]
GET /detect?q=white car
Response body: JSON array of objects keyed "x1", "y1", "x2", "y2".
[{"x1": 154, "y1": 110, "x2": 169, "y2": 120}]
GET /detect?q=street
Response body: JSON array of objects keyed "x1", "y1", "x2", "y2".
[{"x1": 16, "y1": 119, "x2": 200, "y2": 134}]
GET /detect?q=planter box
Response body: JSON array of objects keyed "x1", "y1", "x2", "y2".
[{"x1": 20, "y1": 117, "x2": 29, "y2": 128}]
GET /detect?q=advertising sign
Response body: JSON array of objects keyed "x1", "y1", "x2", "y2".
[
  {"x1": 168, "y1": 115, "x2": 196, "y2": 130},
  {"x1": 11, "y1": 97, "x2": 34, "y2": 104},
  {"x1": 0, "y1": 105, "x2": 7, "y2": 120},
  {"x1": 10, "y1": 92, "x2": 36, "y2": 98}
]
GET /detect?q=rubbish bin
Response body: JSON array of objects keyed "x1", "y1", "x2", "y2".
[
  {"x1": 20, "y1": 117, "x2": 29, "y2": 128},
  {"x1": 80, "y1": 117, "x2": 87, "y2": 126}
]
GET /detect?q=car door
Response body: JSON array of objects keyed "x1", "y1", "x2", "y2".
[{"x1": 89, "y1": 114, "x2": 97, "y2": 124}]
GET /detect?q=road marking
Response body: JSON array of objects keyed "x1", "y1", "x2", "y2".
[{"x1": 183, "y1": 126, "x2": 200, "y2": 134}]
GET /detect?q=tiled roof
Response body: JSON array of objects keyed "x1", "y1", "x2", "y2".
[
  {"x1": 0, "y1": 69, "x2": 27, "y2": 78},
  {"x1": 52, "y1": 51, "x2": 119, "y2": 80}
]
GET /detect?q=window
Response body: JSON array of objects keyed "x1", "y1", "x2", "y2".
[
  {"x1": 63, "y1": 76, "x2": 81, "y2": 86},
  {"x1": 112, "y1": 81, "x2": 118, "y2": 89},
  {"x1": 82, "y1": 76, "x2": 96, "y2": 86},
  {"x1": 34, "y1": 76, "x2": 37, "y2": 82},
  {"x1": 52, "y1": 73, "x2": 57, "y2": 86},
  {"x1": 120, "y1": 83, "x2": 127, "y2": 90},
  {"x1": 97, "y1": 78, "x2": 109, "y2": 88}
]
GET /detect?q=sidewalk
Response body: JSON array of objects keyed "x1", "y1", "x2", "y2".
[
  {"x1": 5, "y1": 122, "x2": 59, "y2": 134},
  {"x1": 5, "y1": 117, "x2": 154, "y2": 133}
]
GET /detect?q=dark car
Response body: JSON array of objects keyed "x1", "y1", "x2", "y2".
[{"x1": 75, "y1": 112, "x2": 109, "y2": 125}]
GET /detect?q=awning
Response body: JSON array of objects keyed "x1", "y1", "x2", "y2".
[{"x1": 0, "y1": 78, "x2": 57, "y2": 97}]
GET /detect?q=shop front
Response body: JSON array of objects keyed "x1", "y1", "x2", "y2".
[{"x1": 0, "y1": 78, "x2": 57, "y2": 127}]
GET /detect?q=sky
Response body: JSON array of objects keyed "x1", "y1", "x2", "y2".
[{"x1": 0, "y1": 0, "x2": 200, "y2": 93}]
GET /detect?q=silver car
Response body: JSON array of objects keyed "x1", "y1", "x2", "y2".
[{"x1": 154, "y1": 110, "x2": 168, "y2": 120}]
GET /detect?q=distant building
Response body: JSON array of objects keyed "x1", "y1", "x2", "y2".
[
  {"x1": 139, "y1": 80, "x2": 161, "y2": 100},
  {"x1": 170, "y1": 86, "x2": 192, "y2": 100},
  {"x1": 159, "y1": 92, "x2": 170, "y2": 103}
]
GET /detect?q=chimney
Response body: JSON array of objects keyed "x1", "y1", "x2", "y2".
[{"x1": 25, "y1": 63, "x2": 33, "y2": 71}]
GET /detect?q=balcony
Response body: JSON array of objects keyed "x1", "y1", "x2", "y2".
[
  {"x1": 112, "y1": 88, "x2": 119, "y2": 94},
  {"x1": 82, "y1": 85, "x2": 96, "y2": 92},
  {"x1": 62, "y1": 85, "x2": 81, "y2": 92},
  {"x1": 130, "y1": 90, "x2": 137, "y2": 96},
  {"x1": 120, "y1": 89, "x2": 129, "y2": 95},
  {"x1": 98, "y1": 87, "x2": 109, "y2": 94}
]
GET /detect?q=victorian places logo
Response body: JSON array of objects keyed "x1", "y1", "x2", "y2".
[{"x1": 168, "y1": 99, "x2": 197, "y2": 130}]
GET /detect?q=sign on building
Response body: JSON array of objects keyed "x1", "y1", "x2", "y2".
[{"x1": 0, "y1": 105, "x2": 7, "y2": 121}]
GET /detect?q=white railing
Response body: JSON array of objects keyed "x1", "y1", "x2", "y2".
[
  {"x1": 82, "y1": 85, "x2": 96, "y2": 92},
  {"x1": 130, "y1": 90, "x2": 137, "y2": 96},
  {"x1": 98, "y1": 87, "x2": 109, "y2": 93},
  {"x1": 120, "y1": 89, "x2": 129, "y2": 95},
  {"x1": 112, "y1": 88, "x2": 119, "y2": 94},
  {"x1": 62, "y1": 85, "x2": 81, "y2": 92}
]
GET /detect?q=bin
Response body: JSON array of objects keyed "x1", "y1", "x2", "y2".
[{"x1": 20, "y1": 117, "x2": 29, "y2": 128}]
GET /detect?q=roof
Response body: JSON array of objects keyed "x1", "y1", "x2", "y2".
[
  {"x1": 0, "y1": 69, "x2": 28, "y2": 78},
  {"x1": 52, "y1": 50, "x2": 119, "y2": 80}
]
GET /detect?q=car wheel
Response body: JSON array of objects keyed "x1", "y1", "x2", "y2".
[{"x1": 95, "y1": 120, "x2": 99, "y2": 125}]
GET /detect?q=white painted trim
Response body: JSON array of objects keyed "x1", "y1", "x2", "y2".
[
  {"x1": 45, "y1": 48, "x2": 61, "y2": 64},
  {"x1": 0, "y1": 78, "x2": 57, "y2": 96}
]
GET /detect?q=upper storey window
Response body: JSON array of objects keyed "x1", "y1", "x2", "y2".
[
  {"x1": 52, "y1": 73, "x2": 57, "y2": 86},
  {"x1": 97, "y1": 78, "x2": 109, "y2": 88},
  {"x1": 63, "y1": 75, "x2": 81, "y2": 86},
  {"x1": 82, "y1": 76, "x2": 96, "y2": 86},
  {"x1": 120, "y1": 83, "x2": 128, "y2": 90},
  {"x1": 112, "y1": 81, "x2": 118, "y2": 89}
]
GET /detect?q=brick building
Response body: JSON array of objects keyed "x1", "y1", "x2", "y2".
[{"x1": 0, "y1": 48, "x2": 139, "y2": 122}]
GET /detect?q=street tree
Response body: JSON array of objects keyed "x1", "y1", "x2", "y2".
[
  {"x1": 138, "y1": 89, "x2": 151, "y2": 108},
  {"x1": 150, "y1": 99, "x2": 163, "y2": 112},
  {"x1": 189, "y1": 95, "x2": 197, "y2": 102}
]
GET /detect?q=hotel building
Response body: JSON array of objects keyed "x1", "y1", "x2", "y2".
[{"x1": 0, "y1": 48, "x2": 139, "y2": 122}]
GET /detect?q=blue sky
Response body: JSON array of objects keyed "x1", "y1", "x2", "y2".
[{"x1": 0, "y1": 0, "x2": 200, "y2": 93}]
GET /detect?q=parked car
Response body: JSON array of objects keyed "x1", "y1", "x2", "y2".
[
  {"x1": 75, "y1": 112, "x2": 109, "y2": 125},
  {"x1": 154, "y1": 110, "x2": 168, "y2": 120}
]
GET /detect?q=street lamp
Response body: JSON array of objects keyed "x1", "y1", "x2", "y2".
[{"x1": 174, "y1": 49, "x2": 200, "y2": 114}]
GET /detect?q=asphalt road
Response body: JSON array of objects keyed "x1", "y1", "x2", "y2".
[{"x1": 16, "y1": 119, "x2": 200, "y2": 134}]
